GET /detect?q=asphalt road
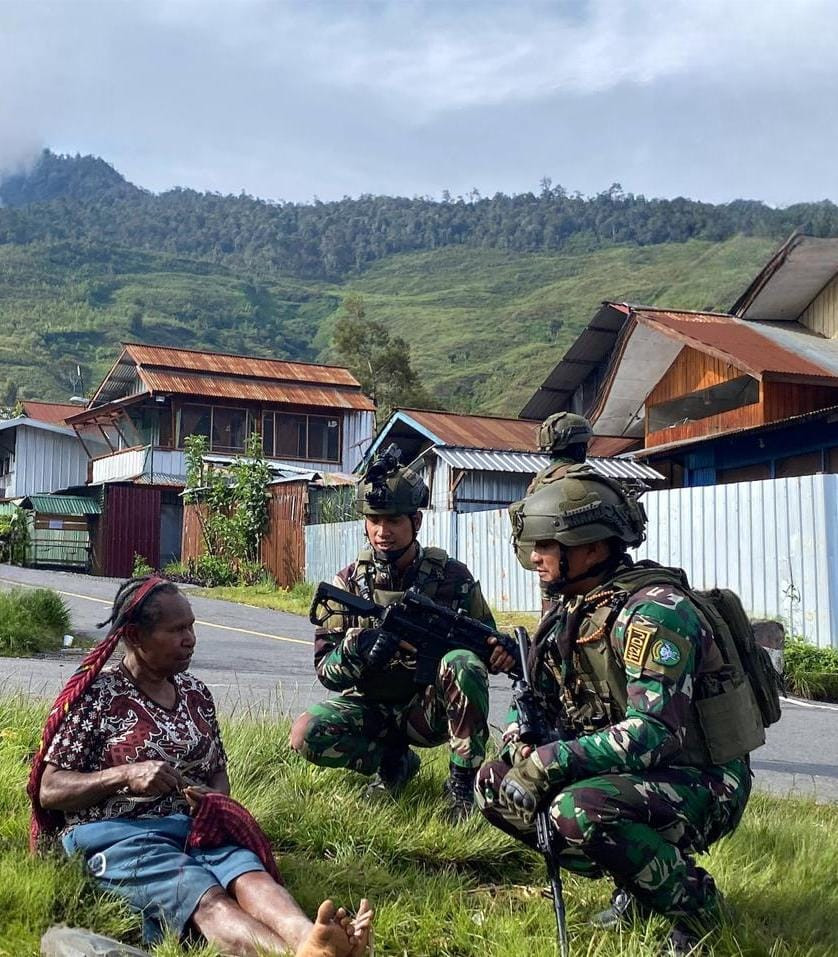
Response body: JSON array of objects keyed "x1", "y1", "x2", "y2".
[{"x1": 2, "y1": 563, "x2": 837, "y2": 803}]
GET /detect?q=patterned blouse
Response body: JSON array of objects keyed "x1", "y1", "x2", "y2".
[{"x1": 44, "y1": 666, "x2": 227, "y2": 832}]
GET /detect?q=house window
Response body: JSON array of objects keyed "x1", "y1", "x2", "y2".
[
  {"x1": 648, "y1": 376, "x2": 759, "y2": 433},
  {"x1": 212, "y1": 407, "x2": 248, "y2": 453},
  {"x1": 178, "y1": 404, "x2": 250, "y2": 452},
  {"x1": 262, "y1": 412, "x2": 340, "y2": 463}
]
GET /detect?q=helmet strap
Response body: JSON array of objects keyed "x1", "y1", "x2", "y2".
[{"x1": 545, "y1": 547, "x2": 622, "y2": 596}]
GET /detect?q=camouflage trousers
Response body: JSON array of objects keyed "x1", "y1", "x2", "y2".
[
  {"x1": 476, "y1": 757, "x2": 751, "y2": 920},
  {"x1": 295, "y1": 649, "x2": 490, "y2": 772}
]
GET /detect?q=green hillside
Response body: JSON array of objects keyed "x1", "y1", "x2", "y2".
[
  {"x1": 0, "y1": 151, "x2": 799, "y2": 415},
  {"x1": 0, "y1": 243, "x2": 338, "y2": 404},
  {"x1": 0, "y1": 236, "x2": 775, "y2": 416},
  {"x1": 319, "y1": 236, "x2": 777, "y2": 414}
]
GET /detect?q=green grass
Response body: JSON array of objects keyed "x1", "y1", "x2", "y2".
[
  {"x1": 0, "y1": 588, "x2": 70, "y2": 656},
  {"x1": 1, "y1": 696, "x2": 835, "y2": 956},
  {"x1": 194, "y1": 580, "x2": 316, "y2": 617},
  {"x1": 784, "y1": 638, "x2": 838, "y2": 702}
]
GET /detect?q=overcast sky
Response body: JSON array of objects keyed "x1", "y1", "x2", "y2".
[{"x1": 1, "y1": 0, "x2": 837, "y2": 206}]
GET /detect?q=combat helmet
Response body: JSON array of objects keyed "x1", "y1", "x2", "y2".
[
  {"x1": 509, "y1": 466, "x2": 646, "y2": 570},
  {"x1": 537, "y1": 412, "x2": 593, "y2": 458},
  {"x1": 357, "y1": 443, "x2": 429, "y2": 516}
]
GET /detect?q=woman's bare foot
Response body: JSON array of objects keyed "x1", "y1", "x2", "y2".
[
  {"x1": 349, "y1": 899, "x2": 373, "y2": 957},
  {"x1": 295, "y1": 899, "x2": 373, "y2": 957}
]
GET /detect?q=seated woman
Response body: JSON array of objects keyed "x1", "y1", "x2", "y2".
[{"x1": 29, "y1": 576, "x2": 372, "y2": 957}]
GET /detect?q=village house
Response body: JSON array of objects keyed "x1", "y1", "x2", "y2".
[
  {"x1": 521, "y1": 234, "x2": 838, "y2": 487},
  {"x1": 363, "y1": 407, "x2": 661, "y2": 512},
  {"x1": 67, "y1": 343, "x2": 375, "y2": 577},
  {"x1": 0, "y1": 401, "x2": 103, "y2": 500}
]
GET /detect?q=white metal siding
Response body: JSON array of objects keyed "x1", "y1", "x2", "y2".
[
  {"x1": 801, "y1": 272, "x2": 838, "y2": 338},
  {"x1": 306, "y1": 475, "x2": 838, "y2": 646},
  {"x1": 9, "y1": 426, "x2": 89, "y2": 497},
  {"x1": 342, "y1": 411, "x2": 375, "y2": 473}
]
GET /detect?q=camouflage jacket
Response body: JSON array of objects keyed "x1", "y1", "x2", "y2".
[
  {"x1": 314, "y1": 545, "x2": 495, "y2": 705},
  {"x1": 509, "y1": 566, "x2": 729, "y2": 784}
]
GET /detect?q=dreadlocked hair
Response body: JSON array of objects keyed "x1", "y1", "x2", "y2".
[
  {"x1": 97, "y1": 576, "x2": 179, "y2": 636},
  {"x1": 28, "y1": 574, "x2": 174, "y2": 852}
]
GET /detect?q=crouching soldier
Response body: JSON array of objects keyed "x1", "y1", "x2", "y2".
[
  {"x1": 291, "y1": 447, "x2": 514, "y2": 821},
  {"x1": 477, "y1": 469, "x2": 765, "y2": 955}
]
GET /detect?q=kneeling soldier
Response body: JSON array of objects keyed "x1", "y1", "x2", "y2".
[
  {"x1": 477, "y1": 469, "x2": 761, "y2": 955},
  {"x1": 292, "y1": 447, "x2": 512, "y2": 820}
]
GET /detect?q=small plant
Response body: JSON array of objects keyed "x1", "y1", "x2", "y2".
[
  {"x1": 162, "y1": 560, "x2": 189, "y2": 580},
  {"x1": 0, "y1": 506, "x2": 30, "y2": 565},
  {"x1": 131, "y1": 553, "x2": 154, "y2": 578},
  {"x1": 0, "y1": 588, "x2": 71, "y2": 656}
]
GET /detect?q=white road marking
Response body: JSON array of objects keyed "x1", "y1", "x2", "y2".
[{"x1": 0, "y1": 577, "x2": 312, "y2": 647}]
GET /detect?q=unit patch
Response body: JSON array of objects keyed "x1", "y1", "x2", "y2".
[
  {"x1": 651, "y1": 638, "x2": 681, "y2": 667},
  {"x1": 623, "y1": 623, "x2": 656, "y2": 668}
]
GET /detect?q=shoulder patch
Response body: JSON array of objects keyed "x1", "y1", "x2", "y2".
[{"x1": 624, "y1": 622, "x2": 656, "y2": 667}]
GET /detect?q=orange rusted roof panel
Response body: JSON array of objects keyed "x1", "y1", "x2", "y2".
[
  {"x1": 141, "y1": 369, "x2": 375, "y2": 411},
  {"x1": 123, "y1": 343, "x2": 362, "y2": 388},
  {"x1": 21, "y1": 400, "x2": 81, "y2": 426},
  {"x1": 633, "y1": 308, "x2": 836, "y2": 380},
  {"x1": 402, "y1": 408, "x2": 540, "y2": 451}
]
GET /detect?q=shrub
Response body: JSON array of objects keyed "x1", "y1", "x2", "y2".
[
  {"x1": 784, "y1": 638, "x2": 838, "y2": 701},
  {"x1": 131, "y1": 553, "x2": 154, "y2": 577},
  {"x1": 0, "y1": 587, "x2": 71, "y2": 656},
  {"x1": 192, "y1": 554, "x2": 237, "y2": 587}
]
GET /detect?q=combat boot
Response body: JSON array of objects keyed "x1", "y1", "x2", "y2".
[
  {"x1": 590, "y1": 887, "x2": 654, "y2": 929},
  {"x1": 364, "y1": 747, "x2": 421, "y2": 801},
  {"x1": 658, "y1": 923, "x2": 705, "y2": 956},
  {"x1": 441, "y1": 763, "x2": 477, "y2": 822}
]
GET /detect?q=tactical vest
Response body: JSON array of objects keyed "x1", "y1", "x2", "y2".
[
  {"x1": 352, "y1": 545, "x2": 449, "y2": 608},
  {"x1": 545, "y1": 562, "x2": 778, "y2": 767}
]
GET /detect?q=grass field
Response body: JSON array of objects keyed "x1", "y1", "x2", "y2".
[{"x1": 1, "y1": 696, "x2": 835, "y2": 957}]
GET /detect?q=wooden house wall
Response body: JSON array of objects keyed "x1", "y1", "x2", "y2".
[
  {"x1": 645, "y1": 346, "x2": 744, "y2": 406},
  {"x1": 801, "y1": 273, "x2": 838, "y2": 338},
  {"x1": 645, "y1": 346, "x2": 763, "y2": 448},
  {"x1": 761, "y1": 382, "x2": 838, "y2": 422}
]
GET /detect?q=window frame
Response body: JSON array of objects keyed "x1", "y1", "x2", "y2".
[
  {"x1": 177, "y1": 403, "x2": 252, "y2": 454},
  {"x1": 262, "y1": 410, "x2": 342, "y2": 464}
]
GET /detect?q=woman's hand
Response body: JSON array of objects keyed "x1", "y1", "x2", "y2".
[{"x1": 122, "y1": 760, "x2": 183, "y2": 796}]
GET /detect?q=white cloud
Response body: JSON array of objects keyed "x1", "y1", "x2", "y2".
[{"x1": 0, "y1": 0, "x2": 836, "y2": 202}]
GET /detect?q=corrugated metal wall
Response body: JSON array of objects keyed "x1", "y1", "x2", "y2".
[
  {"x1": 100, "y1": 485, "x2": 161, "y2": 578},
  {"x1": 306, "y1": 475, "x2": 838, "y2": 646},
  {"x1": 635, "y1": 474, "x2": 838, "y2": 647},
  {"x1": 9, "y1": 426, "x2": 89, "y2": 497},
  {"x1": 342, "y1": 411, "x2": 375, "y2": 473}
]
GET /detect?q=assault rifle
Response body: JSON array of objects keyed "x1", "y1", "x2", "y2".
[
  {"x1": 512, "y1": 626, "x2": 569, "y2": 957},
  {"x1": 309, "y1": 581, "x2": 521, "y2": 685}
]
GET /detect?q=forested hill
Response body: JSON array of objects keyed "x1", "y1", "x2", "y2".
[
  {"x1": 3, "y1": 150, "x2": 838, "y2": 281},
  {"x1": 0, "y1": 150, "x2": 826, "y2": 414}
]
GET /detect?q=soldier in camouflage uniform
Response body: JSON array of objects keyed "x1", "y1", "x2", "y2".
[
  {"x1": 476, "y1": 469, "x2": 754, "y2": 955},
  {"x1": 291, "y1": 446, "x2": 514, "y2": 820},
  {"x1": 527, "y1": 411, "x2": 593, "y2": 493}
]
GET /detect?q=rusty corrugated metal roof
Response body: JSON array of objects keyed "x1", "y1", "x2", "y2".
[
  {"x1": 140, "y1": 369, "x2": 375, "y2": 410},
  {"x1": 401, "y1": 408, "x2": 540, "y2": 451},
  {"x1": 124, "y1": 343, "x2": 362, "y2": 387},
  {"x1": 21, "y1": 401, "x2": 81, "y2": 426},
  {"x1": 633, "y1": 307, "x2": 836, "y2": 380}
]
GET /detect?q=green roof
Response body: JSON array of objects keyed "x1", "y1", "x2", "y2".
[
  {"x1": 22, "y1": 495, "x2": 102, "y2": 515},
  {"x1": 0, "y1": 502, "x2": 20, "y2": 515}
]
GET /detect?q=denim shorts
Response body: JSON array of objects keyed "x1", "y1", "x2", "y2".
[{"x1": 62, "y1": 814, "x2": 265, "y2": 944}]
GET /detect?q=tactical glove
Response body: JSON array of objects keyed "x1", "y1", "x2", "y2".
[
  {"x1": 498, "y1": 751, "x2": 551, "y2": 825},
  {"x1": 351, "y1": 628, "x2": 401, "y2": 668}
]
